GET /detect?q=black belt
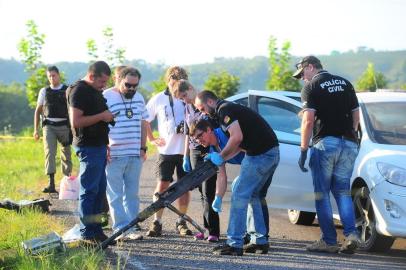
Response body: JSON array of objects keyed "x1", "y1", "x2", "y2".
[
  {"x1": 333, "y1": 135, "x2": 358, "y2": 143},
  {"x1": 43, "y1": 119, "x2": 69, "y2": 126}
]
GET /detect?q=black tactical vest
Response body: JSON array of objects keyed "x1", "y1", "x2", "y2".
[{"x1": 43, "y1": 85, "x2": 69, "y2": 118}]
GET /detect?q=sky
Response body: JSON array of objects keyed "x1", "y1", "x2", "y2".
[{"x1": 0, "y1": 0, "x2": 405, "y2": 66}]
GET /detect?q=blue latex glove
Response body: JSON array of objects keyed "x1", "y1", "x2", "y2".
[
  {"x1": 298, "y1": 148, "x2": 308, "y2": 172},
  {"x1": 212, "y1": 195, "x2": 223, "y2": 213},
  {"x1": 182, "y1": 156, "x2": 192, "y2": 172},
  {"x1": 204, "y1": 152, "x2": 224, "y2": 166}
]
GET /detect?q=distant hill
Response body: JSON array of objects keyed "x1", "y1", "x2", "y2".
[
  {"x1": 318, "y1": 49, "x2": 406, "y2": 89},
  {"x1": 1, "y1": 49, "x2": 405, "y2": 133},
  {"x1": 1, "y1": 49, "x2": 405, "y2": 92}
]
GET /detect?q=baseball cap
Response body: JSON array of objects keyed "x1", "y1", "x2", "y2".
[{"x1": 292, "y1": 55, "x2": 321, "y2": 79}]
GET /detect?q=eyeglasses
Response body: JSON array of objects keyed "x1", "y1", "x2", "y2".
[
  {"x1": 193, "y1": 130, "x2": 206, "y2": 141},
  {"x1": 124, "y1": 82, "x2": 139, "y2": 89}
]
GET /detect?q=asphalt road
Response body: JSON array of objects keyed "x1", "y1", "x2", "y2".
[{"x1": 53, "y1": 154, "x2": 406, "y2": 270}]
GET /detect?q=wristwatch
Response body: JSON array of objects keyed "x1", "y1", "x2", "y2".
[{"x1": 140, "y1": 146, "x2": 148, "y2": 153}]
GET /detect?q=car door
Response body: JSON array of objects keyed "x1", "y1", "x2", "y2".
[{"x1": 248, "y1": 91, "x2": 315, "y2": 212}]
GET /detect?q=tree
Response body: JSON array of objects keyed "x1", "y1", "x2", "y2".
[
  {"x1": 0, "y1": 83, "x2": 34, "y2": 133},
  {"x1": 266, "y1": 36, "x2": 301, "y2": 92},
  {"x1": 137, "y1": 87, "x2": 153, "y2": 102},
  {"x1": 102, "y1": 27, "x2": 126, "y2": 67},
  {"x1": 150, "y1": 75, "x2": 167, "y2": 96},
  {"x1": 17, "y1": 20, "x2": 48, "y2": 108},
  {"x1": 355, "y1": 62, "x2": 388, "y2": 92},
  {"x1": 86, "y1": 26, "x2": 127, "y2": 88},
  {"x1": 86, "y1": 39, "x2": 98, "y2": 61},
  {"x1": 25, "y1": 66, "x2": 48, "y2": 107},
  {"x1": 204, "y1": 71, "x2": 240, "y2": 99},
  {"x1": 86, "y1": 26, "x2": 126, "y2": 67}
]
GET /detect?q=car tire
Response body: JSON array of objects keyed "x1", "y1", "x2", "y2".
[
  {"x1": 353, "y1": 187, "x2": 395, "y2": 252},
  {"x1": 288, "y1": 209, "x2": 316, "y2": 225}
]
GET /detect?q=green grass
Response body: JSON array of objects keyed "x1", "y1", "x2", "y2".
[
  {"x1": 0, "y1": 138, "x2": 66, "y2": 200},
  {"x1": 0, "y1": 135, "x2": 157, "y2": 270},
  {"x1": 0, "y1": 138, "x2": 109, "y2": 270}
]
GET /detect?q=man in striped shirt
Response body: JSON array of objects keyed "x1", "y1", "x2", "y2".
[{"x1": 103, "y1": 67, "x2": 149, "y2": 240}]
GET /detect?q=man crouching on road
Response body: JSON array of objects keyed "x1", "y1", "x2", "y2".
[{"x1": 194, "y1": 90, "x2": 280, "y2": 256}]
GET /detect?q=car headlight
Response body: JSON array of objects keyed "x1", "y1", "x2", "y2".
[{"x1": 377, "y1": 162, "x2": 406, "y2": 187}]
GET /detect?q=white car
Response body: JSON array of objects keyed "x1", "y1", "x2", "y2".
[{"x1": 226, "y1": 90, "x2": 406, "y2": 252}]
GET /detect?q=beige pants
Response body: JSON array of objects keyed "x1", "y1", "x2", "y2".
[{"x1": 43, "y1": 125, "x2": 72, "y2": 176}]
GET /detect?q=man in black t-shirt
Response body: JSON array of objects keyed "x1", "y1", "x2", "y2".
[
  {"x1": 293, "y1": 55, "x2": 360, "y2": 254},
  {"x1": 195, "y1": 90, "x2": 280, "y2": 256},
  {"x1": 67, "y1": 61, "x2": 115, "y2": 246}
]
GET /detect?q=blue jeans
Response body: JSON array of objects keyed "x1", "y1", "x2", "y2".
[
  {"x1": 74, "y1": 145, "x2": 107, "y2": 238},
  {"x1": 244, "y1": 150, "x2": 280, "y2": 241},
  {"x1": 227, "y1": 146, "x2": 280, "y2": 248},
  {"x1": 310, "y1": 136, "x2": 359, "y2": 245},
  {"x1": 106, "y1": 156, "x2": 143, "y2": 232}
]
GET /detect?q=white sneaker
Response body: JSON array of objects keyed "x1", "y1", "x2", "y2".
[
  {"x1": 115, "y1": 232, "x2": 125, "y2": 241},
  {"x1": 114, "y1": 228, "x2": 144, "y2": 241},
  {"x1": 126, "y1": 232, "x2": 143, "y2": 240},
  {"x1": 114, "y1": 229, "x2": 132, "y2": 241}
]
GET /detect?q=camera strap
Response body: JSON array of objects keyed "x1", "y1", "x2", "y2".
[
  {"x1": 168, "y1": 91, "x2": 185, "y2": 123},
  {"x1": 164, "y1": 87, "x2": 177, "y2": 122},
  {"x1": 165, "y1": 88, "x2": 185, "y2": 126},
  {"x1": 168, "y1": 93, "x2": 176, "y2": 121}
]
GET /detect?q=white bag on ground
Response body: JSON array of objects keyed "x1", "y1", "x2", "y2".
[
  {"x1": 62, "y1": 224, "x2": 81, "y2": 243},
  {"x1": 59, "y1": 176, "x2": 79, "y2": 200}
]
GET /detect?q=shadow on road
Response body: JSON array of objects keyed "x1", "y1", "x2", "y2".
[{"x1": 106, "y1": 233, "x2": 406, "y2": 270}]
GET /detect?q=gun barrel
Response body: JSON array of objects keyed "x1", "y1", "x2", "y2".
[{"x1": 100, "y1": 161, "x2": 217, "y2": 249}]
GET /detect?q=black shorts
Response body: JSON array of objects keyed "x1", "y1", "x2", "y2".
[{"x1": 155, "y1": 154, "x2": 186, "y2": 182}]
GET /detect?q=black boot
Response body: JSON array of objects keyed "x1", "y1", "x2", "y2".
[{"x1": 43, "y1": 174, "x2": 57, "y2": 193}]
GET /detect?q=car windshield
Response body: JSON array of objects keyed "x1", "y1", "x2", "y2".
[{"x1": 363, "y1": 102, "x2": 406, "y2": 145}]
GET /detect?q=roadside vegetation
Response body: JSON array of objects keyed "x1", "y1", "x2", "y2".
[
  {"x1": 0, "y1": 137, "x2": 110, "y2": 269},
  {"x1": 0, "y1": 135, "x2": 156, "y2": 269}
]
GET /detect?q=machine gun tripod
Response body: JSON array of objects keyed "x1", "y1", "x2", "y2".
[{"x1": 100, "y1": 160, "x2": 218, "y2": 249}]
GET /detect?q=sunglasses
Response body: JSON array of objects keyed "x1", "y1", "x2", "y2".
[
  {"x1": 294, "y1": 63, "x2": 309, "y2": 79},
  {"x1": 295, "y1": 62, "x2": 308, "y2": 70},
  {"x1": 124, "y1": 82, "x2": 139, "y2": 89}
]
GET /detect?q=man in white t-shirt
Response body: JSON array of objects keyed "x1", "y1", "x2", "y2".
[
  {"x1": 103, "y1": 67, "x2": 149, "y2": 241},
  {"x1": 33, "y1": 66, "x2": 72, "y2": 193},
  {"x1": 145, "y1": 66, "x2": 192, "y2": 237}
]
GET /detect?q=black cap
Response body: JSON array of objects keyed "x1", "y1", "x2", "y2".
[{"x1": 292, "y1": 56, "x2": 321, "y2": 79}]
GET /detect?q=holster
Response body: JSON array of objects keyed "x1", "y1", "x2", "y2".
[{"x1": 42, "y1": 119, "x2": 69, "y2": 127}]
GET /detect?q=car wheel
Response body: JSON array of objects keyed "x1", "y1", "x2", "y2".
[
  {"x1": 353, "y1": 187, "x2": 395, "y2": 252},
  {"x1": 288, "y1": 209, "x2": 316, "y2": 225}
]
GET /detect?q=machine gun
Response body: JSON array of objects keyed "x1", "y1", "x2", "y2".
[
  {"x1": 0, "y1": 198, "x2": 51, "y2": 213},
  {"x1": 100, "y1": 160, "x2": 218, "y2": 249}
]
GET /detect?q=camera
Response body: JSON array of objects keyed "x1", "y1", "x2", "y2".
[{"x1": 175, "y1": 121, "x2": 185, "y2": 134}]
